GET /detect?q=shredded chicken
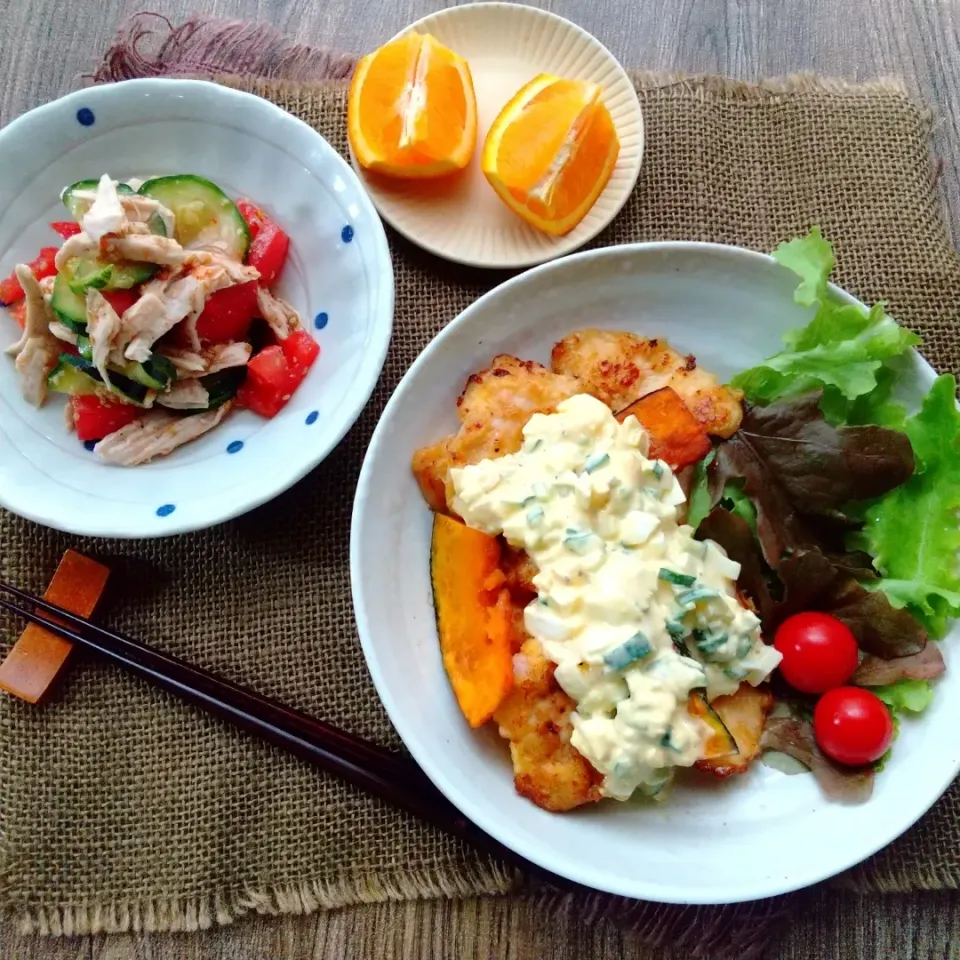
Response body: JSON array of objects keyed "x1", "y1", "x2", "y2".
[
  {"x1": 6, "y1": 265, "x2": 59, "y2": 406},
  {"x1": 550, "y1": 328, "x2": 744, "y2": 437},
  {"x1": 86, "y1": 290, "x2": 123, "y2": 385},
  {"x1": 158, "y1": 342, "x2": 252, "y2": 377},
  {"x1": 94, "y1": 403, "x2": 230, "y2": 465},
  {"x1": 156, "y1": 379, "x2": 210, "y2": 410},
  {"x1": 63, "y1": 399, "x2": 76, "y2": 433},
  {"x1": 256, "y1": 286, "x2": 301, "y2": 341},
  {"x1": 101, "y1": 233, "x2": 186, "y2": 268},
  {"x1": 493, "y1": 638, "x2": 603, "y2": 813},
  {"x1": 119, "y1": 194, "x2": 175, "y2": 236},
  {"x1": 49, "y1": 321, "x2": 79, "y2": 345},
  {"x1": 54, "y1": 232, "x2": 99, "y2": 271},
  {"x1": 411, "y1": 355, "x2": 585, "y2": 513}
]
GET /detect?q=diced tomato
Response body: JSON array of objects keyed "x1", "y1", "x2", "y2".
[
  {"x1": 72, "y1": 395, "x2": 141, "y2": 442},
  {"x1": 236, "y1": 199, "x2": 267, "y2": 240},
  {"x1": 50, "y1": 221, "x2": 82, "y2": 239},
  {"x1": 247, "y1": 220, "x2": 290, "y2": 286},
  {"x1": 102, "y1": 288, "x2": 140, "y2": 316},
  {"x1": 6, "y1": 301, "x2": 27, "y2": 328},
  {"x1": 236, "y1": 331, "x2": 319, "y2": 419},
  {"x1": 0, "y1": 247, "x2": 59, "y2": 305},
  {"x1": 195, "y1": 280, "x2": 260, "y2": 343},
  {"x1": 281, "y1": 328, "x2": 321, "y2": 371}
]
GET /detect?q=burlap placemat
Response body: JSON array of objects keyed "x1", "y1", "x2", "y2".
[{"x1": 2, "y1": 14, "x2": 959, "y2": 957}]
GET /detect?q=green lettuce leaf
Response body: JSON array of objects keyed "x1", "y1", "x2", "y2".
[
  {"x1": 732, "y1": 229, "x2": 921, "y2": 405},
  {"x1": 873, "y1": 678, "x2": 934, "y2": 714},
  {"x1": 772, "y1": 226, "x2": 835, "y2": 307},
  {"x1": 821, "y1": 366, "x2": 908, "y2": 430},
  {"x1": 857, "y1": 374, "x2": 960, "y2": 634}
]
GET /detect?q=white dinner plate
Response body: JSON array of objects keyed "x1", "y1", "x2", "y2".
[{"x1": 351, "y1": 241, "x2": 958, "y2": 903}]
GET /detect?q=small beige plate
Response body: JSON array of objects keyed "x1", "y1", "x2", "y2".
[{"x1": 349, "y1": 2, "x2": 645, "y2": 269}]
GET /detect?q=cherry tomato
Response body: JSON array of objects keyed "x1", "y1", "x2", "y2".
[
  {"x1": 247, "y1": 220, "x2": 290, "y2": 286},
  {"x1": 773, "y1": 611, "x2": 859, "y2": 694},
  {"x1": 236, "y1": 199, "x2": 266, "y2": 240},
  {"x1": 72, "y1": 395, "x2": 141, "y2": 442},
  {"x1": 194, "y1": 281, "x2": 259, "y2": 343},
  {"x1": 50, "y1": 221, "x2": 82, "y2": 239},
  {"x1": 0, "y1": 246, "x2": 59, "y2": 304},
  {"x1": 813, "y1": 686, "x2": 894, "y2": 766}
]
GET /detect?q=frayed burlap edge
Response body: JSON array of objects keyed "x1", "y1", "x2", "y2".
[{"x1": 9, "y1": 862, "x2": 517, "y2": 937}]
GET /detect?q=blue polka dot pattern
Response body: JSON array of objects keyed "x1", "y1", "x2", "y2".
[
  {"x1": 314, "y1": 311, "x2": 329, "y2": 330},
  {"x1": 305, "y1": 411, "x2": 319, "y2": 425},
  {"x1": 76, "y1": 108, "x2": 95, "y2": 127},
  {"x1": 83, "y1": 439, "x2": 97, "y2": 452},
  {"x1": 156, "y1": 504, "x2": 176, "y2": 518},
  {"x1": 227, "y1": 440, "x2": 244, "y2": 454},
  {"x1": 341, "y1": 225, "x2": 354, "y2": 243}
]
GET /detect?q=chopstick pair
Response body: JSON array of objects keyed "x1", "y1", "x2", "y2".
[{"x1": 0, "y1": 579, "x2": 556, "y2": 885}]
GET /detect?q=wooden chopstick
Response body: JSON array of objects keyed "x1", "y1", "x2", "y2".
[{"x1": 0, "y1": 580, "x2": 555, "y2": 883}]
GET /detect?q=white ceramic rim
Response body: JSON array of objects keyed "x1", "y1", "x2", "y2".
[
  {"x1": 0, "y1": 79, "x2": 395, "y2": 538},
  {"x1": 349, "y1": 1, "x2": 645, "y2": 269},
  {"x1": 351, "y1": 240, "x2": 958, "y2": 903}
]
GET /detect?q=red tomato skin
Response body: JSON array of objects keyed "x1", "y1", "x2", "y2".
[
  {"x1": 247, "y1": 220, "x2": 290, "y2": 286},
  {"x1": 237, "y1": 336, "x2": 316, "y2": 419},
  {"x1": 813, "y1": 687, "x2": 894, "y2": 766},
  {"x1": 7, "y1": 301, "x2": 27, "y2": 328},
  {"x1": 774, "y1": 612, "x2": 860, "y2": 694},
  {"x1": 281, "y1": 329, "x2": 320, "y2": 371},
  {"x1": 50, "y1": 221, "x2": 82, "y2": 239},
  {"x1": 195, "y1": 281, "x2": 259, "y2": 343},
  {"x1": 0, "y1": 247, "x2": 59, "y2": 304},
  {"x1": 72, "y1": 395, "x2": 141, "y2": 442},
  {"x1": 236, "y1": 199, "x2": 266, "y2": 240},
  {"x1": 102, "y1": 288, "x2": 140, "y2": 316}
]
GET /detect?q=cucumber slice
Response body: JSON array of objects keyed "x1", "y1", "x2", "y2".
[
  {"x1": 51, "y1": 273, "x2": 88, "y2": 330},
  {"x1": 47, "y1": 357, "x2": 101, "y2": 397},
  {"x1": 57, "y1": 354, "x2": 150, "y2": 406},
  {"x1": 73, "y1": 337, "x2": 174, "y2": 390},
  {"x1": 66, "y1": 260, "x2": 114, "y2": 295},
  {"x1": 61, "y1": 179, "x2": 135, "y2": 220},
  {"x1": 126, "y1": 354, "x2": 176, "y2": 391},
  {"x1": 138, "y1": 175, "x2": 250, "y2": 259},
  {"x1": 196, "y1": 367, "x2": 246, "y2": 410},
  {"x1": 102, "y1": 260, "x2": 157, "y2": 290}
]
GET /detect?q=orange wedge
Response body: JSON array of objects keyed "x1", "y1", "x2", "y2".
[
  {"x1": 348, "y1": 33, "x2": 478, "y2": 179},
  {"x1": 481, "y1": 74, "x2": 620, "y2": 236}
]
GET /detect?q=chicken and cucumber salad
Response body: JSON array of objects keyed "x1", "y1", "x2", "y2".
[{"x1": 1, "y1": 174, "x2": 319, "y2": 465}]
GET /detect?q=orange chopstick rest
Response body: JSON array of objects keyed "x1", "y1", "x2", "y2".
[{"x1": 0, "y1": 549, "x2": 110, "y2": 704}]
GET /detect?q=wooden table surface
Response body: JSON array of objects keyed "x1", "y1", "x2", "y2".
[{"x1": 2, "y1": 1, "x2": 960, "y2": 958}]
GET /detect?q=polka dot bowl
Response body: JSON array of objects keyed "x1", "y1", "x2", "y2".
[{"x1": 0, "y1": 79, "x2": 394, "y2": 537}]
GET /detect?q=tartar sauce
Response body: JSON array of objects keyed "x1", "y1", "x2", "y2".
[{"x1": 450, "y1": 394, "x2": 781, "y2": 800}]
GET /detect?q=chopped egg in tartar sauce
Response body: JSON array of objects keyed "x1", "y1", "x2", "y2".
[{"x1": 450, "y1": 394, "x2": 781, "y2": 801}]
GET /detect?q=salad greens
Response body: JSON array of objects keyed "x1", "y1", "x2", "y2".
[
  {"x1": 732, "y1": 227, "x2": 921, "y2": 406},
  {"x1": 701, "y1": 227, "x2": 959, "y2": 748}
]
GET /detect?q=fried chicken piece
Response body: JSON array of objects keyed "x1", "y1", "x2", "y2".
[
  {"x1": 411, "y1": 355, "x2": 584, "y2": 513},
  {"x1": 550, "y1": 328, "x2": 743, "y2": 437},
  {"x1": 493, "y1": 638, "x2": 603, "y2": 812}
]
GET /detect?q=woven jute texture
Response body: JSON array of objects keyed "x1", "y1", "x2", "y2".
[{"x1": 1, "y1": 72, "x2": 959, "y2": 956}]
